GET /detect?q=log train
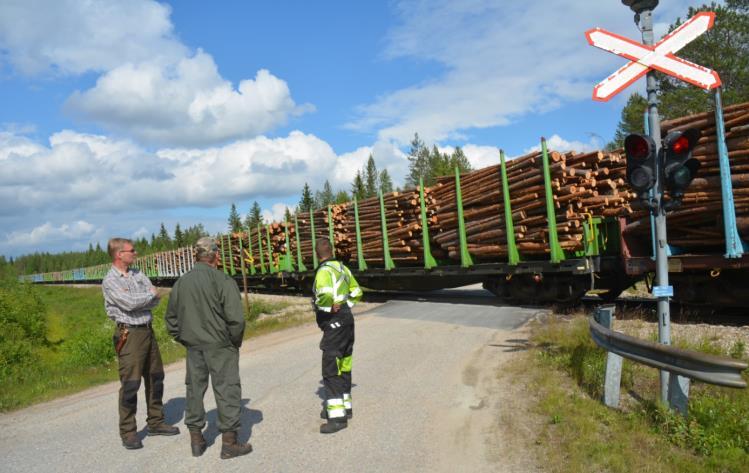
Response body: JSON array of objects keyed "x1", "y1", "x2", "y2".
[{"x1": 21, "y1": 103, "x2": 749, "y2": 308}]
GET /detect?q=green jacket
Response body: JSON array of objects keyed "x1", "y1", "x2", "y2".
[{"x1": 165, "y1": 262, "x2": 245, "y2": 349}]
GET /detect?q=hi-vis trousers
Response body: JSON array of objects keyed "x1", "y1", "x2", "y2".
[{"x1": 319, "y1": 320, "x2": 354, "y2": 420}]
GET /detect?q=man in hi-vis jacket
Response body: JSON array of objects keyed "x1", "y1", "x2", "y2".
[{"x1": 313, "y1": 238, "x2": 362, "y2": 434}]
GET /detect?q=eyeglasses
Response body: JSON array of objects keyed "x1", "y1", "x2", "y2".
[{"x1": 120, "y1": 249, "x2": 137, "y2": 254}]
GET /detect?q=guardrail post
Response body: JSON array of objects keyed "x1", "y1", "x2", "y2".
[
  {"x1": 379, "y1": 190, "x2": 396, "y2": 270},
  {"x1": 595, "y1": 304, "x2": 623, "y2": 409},
  {"x1": 310, "y1": 209, "x2": 319, "y2": 269},
  {"x1": 499, "y1": 150, "x2": 520, "y2": 265},
  {"x1": 353, "y1": 197, "x2": 368, "y2": 271},
  {"x1": 668, "y1": 373, "x2": 690, "y2": 416},
  {"x1": 540, "y1": 137, "x2": 564, "y2": 263},
  {"x1": 294, "y1": 214, "x2": 307, "y2": 272},
  {"x1": 418, "y1": 178, "x2": 437, "y2": 269},
  {"x1": 454, "y1": 167, "x2": 474, "y2": 268}
]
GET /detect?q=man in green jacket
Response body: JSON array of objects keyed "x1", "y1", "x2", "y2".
[{"x1": 165, "y1": 237, "x2": 252, "y2": 459}]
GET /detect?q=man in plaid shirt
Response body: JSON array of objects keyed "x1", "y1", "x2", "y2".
[{"x1": 102, "y1": 237, "x2": 179, "y2": 450}]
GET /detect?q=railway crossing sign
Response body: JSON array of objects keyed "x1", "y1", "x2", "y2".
[{"x1": 586, "y1": 11, "x2": 721, "y2": 101}]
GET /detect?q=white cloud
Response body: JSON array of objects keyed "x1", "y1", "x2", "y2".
[
  {"x1": 0, "y1": 1, "x2": 310, "y2": 147},
  {"x1": 346, "y1": 0, "x2": 695, "y2": 145},
  {"x1": 334, "y1": 140, "x2": 408, "y2": 186},
  {"x1": 0, "y1": 0, "x2": 184, "y2": 76},
  {"x1": 66, "y1": 58, "x2": 312, "y2": 147},
  {"x1": 0, "y1": 129, "x2": 404, "y2": 218},
  {"x1": 523, "y1": 134, "x2": 600, "y2": 154},
  {"x1": 262, "y1": 203, "x2": 297, "y2": 224},
  {"x1": 5, "y1": 221, "x2": 99, "y2": 246}
]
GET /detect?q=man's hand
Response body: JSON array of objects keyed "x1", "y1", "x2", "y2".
[{"x1": 331, "y1": 304, "x2": 341, "y2": 314}]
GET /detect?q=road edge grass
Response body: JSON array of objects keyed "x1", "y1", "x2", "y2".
[
  {"x1": 508, "y1": 313, "x2": 749, "y2": 473},
  {"x1": 0, "y1": 288, "x2": 313, "y2": 412}
]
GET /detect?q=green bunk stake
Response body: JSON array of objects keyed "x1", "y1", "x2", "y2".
[
  {"x1": 540, "y1": 137, "x2": 565, "y2": 263},
  {"x1": 282, "y1": 220, "x2": 294, "y2": 272},
  {"x1": 353, "y1": 197, "x2": 368, "y2": 271},
  {"x1": 227, "y1": 234, "x2": 236, "y2": 276},
  {"x1": 310, "y1": 209, "x2": 319, "y2": 269},
  {"x1": 257, "y1": 224, "x2": 267, "y2": 274},
  {"x1": 378, "y1": 190, "x2": 395, "y2": 270},
  {"x1": 237, "y1": 233, "x2": 248, "y2": 278},
  {"x1": 294, "y1": 214, "x2": 307, "y2": 272},
  {"x1": 246, "y1": 227, "x2": 256, "y2": 275},
  {"x1": 454, "y1": 167, "x2": 474, "y2": 268},
  {"x1": 418, "y1": 178, "x2": 437, "y2": 269},
  {"x1": 581, "y1": 214, "x2": 601, "y2": 257},
  {"x1": 327, "y1": 205, "x2": 335, "y2": 256},
  {"x1": 500, "y1": 150, "x2": 520, "y2": 265},
  {"x1": 219, "y1": 235, "x2": 229, "y2": 275},
  {"x1": 265, "y1": 225, "x2": 276, "y2": 273}
]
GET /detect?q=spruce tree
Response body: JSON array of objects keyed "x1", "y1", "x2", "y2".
[
  {"x1": 174, "y1": 223, "x2": 184, "y2": 247},
  {"x1": 351, "y1": 171, "x2": 366, "y2": 201},
  {"x1": 228, "y1": 203, "x2": 242, "y2": 233},
  {"x1": 335, "y1": 190, "x2": 351, "y2": 204},
  {"x1": 245, "y1": 201, "x2": 263, "y2": 230},
  {"x1": 298, "y1": 183, "x2": 315, "y2": 212},
  {"x1": 315, "y1": 180, "x2": 335, "y2": 208},
  {"x1": 364, "y1": 154, "x2": 379, "y2": 198},
  {"x1": 379, "y1": 169, "x2": 394, "y2": 194},
  {"x1": 450, "y1": 146, "x2": 472, "y2": 174},
  {"x1": 406, "y1": 133, "x2": 430, "y2": 188}
]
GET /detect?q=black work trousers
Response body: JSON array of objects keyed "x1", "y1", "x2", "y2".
[{"x1": 319, "y1": 319, "x2": 354, "y2": 420}]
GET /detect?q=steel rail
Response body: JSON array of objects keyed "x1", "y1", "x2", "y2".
[{"x1": 589, "y1": 317, "x2": 748, "y2": 388}]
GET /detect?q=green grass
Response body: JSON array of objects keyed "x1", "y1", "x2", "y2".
[
  {"x1": 524, "y1": 314, "x2": 749, "y2": 473},
  {"x1": 0, "y1": 286, "x2": 306, "y2": 412}
]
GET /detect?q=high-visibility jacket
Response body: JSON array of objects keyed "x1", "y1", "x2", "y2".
[{"x1": 313, "y1": 259, "x2": 362, "y2": 313}]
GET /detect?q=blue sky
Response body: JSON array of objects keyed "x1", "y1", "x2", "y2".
[{"x1": 0, "y1": 0, "x2": 703, "y2": 257}]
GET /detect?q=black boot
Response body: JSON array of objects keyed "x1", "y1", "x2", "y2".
[
  {"x1": 320, "y1": 418, "x2": 347, "y2": 434},
  {"x1": 220, "y1": 431, "x2": 253, "y2": 459},
  {"x1": 190, "y1": 430, "x2": 207, "y2": 457}
]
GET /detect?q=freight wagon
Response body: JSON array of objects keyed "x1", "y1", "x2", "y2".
[{"x1": 22, "y1": 103, "x2": 749, "y2": 308}]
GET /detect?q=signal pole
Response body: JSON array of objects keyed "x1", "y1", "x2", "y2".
[{"x1": 623, "y1": 0, "x2": 671, "y2": 404}]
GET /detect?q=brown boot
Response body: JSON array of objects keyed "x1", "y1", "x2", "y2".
[
  {"x1": 190, "y1": 430, "x2": 207, "y2": 457},
  {"x1": 121, "y1": 431, "x2": 143, "y2": 450},
  {"x1": 220, "y1": 431, "x2": 252, "y2": 459}
]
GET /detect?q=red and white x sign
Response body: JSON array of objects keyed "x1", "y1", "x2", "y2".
[{"x1": 586, "y1": 12, "x2": 721, "y2": 102}]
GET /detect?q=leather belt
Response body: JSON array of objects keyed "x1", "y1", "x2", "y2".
[{"x1": 117, "y1": 322, "x2": 152, "y2": 329}]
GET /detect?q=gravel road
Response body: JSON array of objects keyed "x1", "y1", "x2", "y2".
[{"x1": 0, "y1": 291, "x2": 546, "y2": 473}]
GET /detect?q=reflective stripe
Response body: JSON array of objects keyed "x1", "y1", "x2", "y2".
[
  {"x1": 318, "y1": 306, "x2": 332, "y2": 313},
  {"x1": 343, "y1": 393, "x2": 352, "y2": 410},
  {"x1": 326, "y1": 398, "x2": 346, "y2": 419},
  {"x1": 350, "y1": 287, "x2": 362, "y2": 297},
  {"x1": 316, "y1": 286, "x2": 335, "y2": 295},
  {"x1": 339, "y1": 355, "x2": 353, "y2": 373}
]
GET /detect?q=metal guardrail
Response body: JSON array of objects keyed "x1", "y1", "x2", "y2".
[{"x1": 589, "y1": 316, "x2": 748, "y2": 389}]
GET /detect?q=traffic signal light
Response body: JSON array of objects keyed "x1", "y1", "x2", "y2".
[
  {"x1": 662, "y1": 128, "x2": 701, "y2": 201},
  {"x1": 624, "y1": 133, "x2": 657, "y2": 197}
]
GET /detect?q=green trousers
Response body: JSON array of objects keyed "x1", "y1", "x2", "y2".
[
  {"x1": 185, "y1": 345, "x2": 242, "y2": 433},
  {"x1": 114, "y1": 327, "x2": 165, "y2": 437}
]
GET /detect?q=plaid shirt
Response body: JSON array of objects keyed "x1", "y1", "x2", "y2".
[{"x1": 102, "y1": 265, "x2": 160, "y2": 325}]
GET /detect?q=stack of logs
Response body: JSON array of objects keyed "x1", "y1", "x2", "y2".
[
  {"x1": 218, "y1": 149, "x2": 633, "y2": 272},
  {"x1": 217, "y1": 100, "x2": 749, "y2": 272},
  {"x1": 623, "y1": 101, "x2": 749, "y2": 249}
]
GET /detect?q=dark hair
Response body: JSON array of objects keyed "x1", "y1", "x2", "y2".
[{"x1": 315, "y1": 238, "x2": 333, "y2": 256}]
